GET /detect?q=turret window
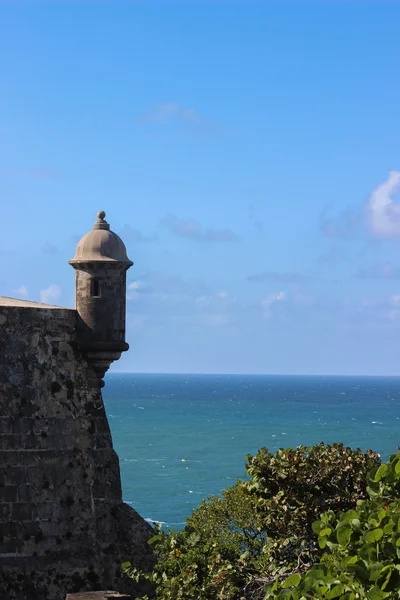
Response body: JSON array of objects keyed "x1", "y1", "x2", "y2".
[{"x1": 91, "y1": 278, "x2": 101, "y2": 298}]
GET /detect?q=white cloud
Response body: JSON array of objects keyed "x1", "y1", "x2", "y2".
[
  {"x1": 262, "y1": 291, "x2": 286, "y2": 306},
  {"x1": 128, "y1": 281, "x2": 144, "y2": 290},
  {"x1": 40, "y1": 284, "x2": 61, "y2": 305},
  {"x1": 13, "y1": 285, "x2": 28, "y2": 298},
  {"x1": 262, "y1": 291, "x2": 286, "y2": 318},
  {"x1": 319, "y1": 171, "x2": 400, "y2": 241},
  {"x1": 127, "y1": 280, "x2": 144, "y2": 301},
  {"x1": 366, "y1": 170, "x2": 400, "y2": 238}
]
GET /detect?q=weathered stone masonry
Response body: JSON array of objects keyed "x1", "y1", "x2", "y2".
[{"x1": 0, "y1": 213, "x2": 153, "y2": 600}]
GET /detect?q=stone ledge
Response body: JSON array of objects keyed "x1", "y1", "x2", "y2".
[
  {"x1": 0, "y1": 296, "x2": 70, "y2": 309},
  {"x1": 66, "y1": 593, "x2": 131, "y2": 600}
]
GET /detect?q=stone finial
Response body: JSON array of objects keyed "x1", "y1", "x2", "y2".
[{"x1": 94, "y1": 210, "x2": 110, "y2": 231}]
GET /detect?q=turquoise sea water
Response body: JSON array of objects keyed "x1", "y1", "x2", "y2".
[{"x1": 103, "y1": 373, "x2": 400, "y2": 528}]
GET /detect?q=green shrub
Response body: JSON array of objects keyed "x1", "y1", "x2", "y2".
[
  {"x1": 265, "y1": 453, "x2": 400, "y2": 599},
  {"x1": 123, "y1": 443, "x2": 380, "y2": 600},
  {"x1": 245, "y1": 443, "x2": 380, "y2": 569}
]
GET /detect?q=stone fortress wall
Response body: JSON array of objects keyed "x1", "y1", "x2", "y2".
[{"x1": 0, "y1": 213, "x2": 154, "y2": 599}]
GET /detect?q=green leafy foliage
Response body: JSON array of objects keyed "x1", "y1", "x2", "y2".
[
  {"x1": 246, "y1": 443, "x2": 380, "y2": 540},
  {"x1": 123, "y1": 443, "x2": 380, "y2": 600},
  {"x1": 265, "y1": 453, "x2": 400, "y2": 599}
]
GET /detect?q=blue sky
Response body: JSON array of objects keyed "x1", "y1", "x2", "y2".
[{"x1": 1, "y1": 1, "x2": 400, "y2": 375}]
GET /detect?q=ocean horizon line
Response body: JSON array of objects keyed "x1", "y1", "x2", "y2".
[{"x1": 110, "y1": 371, "x2": 400, "y2": 379}]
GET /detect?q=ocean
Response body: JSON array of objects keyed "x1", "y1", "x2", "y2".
[{"x1": 103, "y1": 373, "x2": 400, "y2": 529}]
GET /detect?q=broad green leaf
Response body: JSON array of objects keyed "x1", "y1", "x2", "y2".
[
  {"x1": 326, "y1": 584, "x2": 344, "y2": 598},
  {"x1": 370, "y1": 563, "x2": 385, "y2": 582},
  {"x1": 315, "y1": 585, "x2": 329, "y2": 595},
  {"x1": 365, "y1": 528, "x2": 384, "y2": 543},
  {"x1": 282, "y1": 573, "x2": 301, "y2": 588},
  {"x1": 368, "y1": 586, "x2": 390, "y2": 600},
  {"x1": 383, "y1": 521, "x2": 394, "y2": 534},
  {"x1": 343, "y1": 555, "x2": 358, "y2": 566},
  {"x1": 359, "y1": 543, "x2": 379, "y2": 561},
  {"x1": 367, "y1": 485, "x2": 379, "y2": 498},
  {"x1": 375, "y1": 464, "x2": 388, "y2": 482},
  {"x1": 378, "y1": 508, "x2": 387, "y2": 521},
  {"x1": 337, "y1": 524, "x2": 352, "y2": 546},
  {"x1": 319, "y1": 536, "x2": 327, "y2": 549},
  {"x1": 312, "y1": 520, "x2": 323, "y2": 534},
  {"x1": 341, "y1": 510, "x2": 358, "y2": 523},
  {"x1": 370, "y1": 467, "x2": 380, "y2": 483}
]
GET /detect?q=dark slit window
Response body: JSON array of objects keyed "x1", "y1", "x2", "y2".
[{"x1": 91, "y1": 279, "x2": 101, "y2": 297}]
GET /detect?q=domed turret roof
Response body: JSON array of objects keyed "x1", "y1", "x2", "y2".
[{"x1": 69, "y1": 211, "x2": 133, "y2": 265}]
